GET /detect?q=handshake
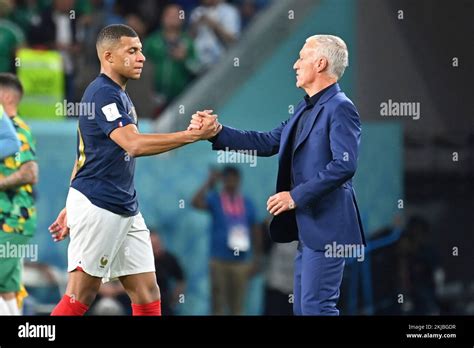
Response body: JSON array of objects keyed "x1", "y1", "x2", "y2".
[{"x1": 186, "y1": 110, "x2": 223, "y2": 141}]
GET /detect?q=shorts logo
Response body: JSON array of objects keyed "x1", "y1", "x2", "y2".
[{"x1": 99, "y1": 256, "x2": 109, "y2": 268}]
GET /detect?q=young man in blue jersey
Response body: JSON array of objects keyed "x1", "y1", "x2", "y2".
[{"x1": 49, "y1": 24, "x2": 220, "y2": 316}]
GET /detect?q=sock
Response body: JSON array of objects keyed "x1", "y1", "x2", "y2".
[
  {"x1": 132, "y1": 300, "x2": 161, "y2": 316},
  {"x1": 0, "y1": 298, "x2": 9, "y2": 315},
  {"x1": 51, "y1": 294, "x2": 89, "y2": 316},
  {"x1": 5, "y1": 298, "x2": 20, "y2": 315}
]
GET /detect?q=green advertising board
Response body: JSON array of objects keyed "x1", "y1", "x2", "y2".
[{"x1": 17, "y1": 48, "x2": 64, "y2": 120}]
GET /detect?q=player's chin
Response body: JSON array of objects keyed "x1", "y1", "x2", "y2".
[{"x1": 129, "y1": 73, "x2": 142, "y2": 80}]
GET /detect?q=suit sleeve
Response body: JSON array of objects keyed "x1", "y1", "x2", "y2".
[
  {"x1": 210, "y1": 120, "x2": 289, "y2": 157},
  {"x1": 290, "y1": 101, "x2": 361, "y2": 208},
  {"x1": 0, "y1": 113, "x2": 20, "y2": 159}
]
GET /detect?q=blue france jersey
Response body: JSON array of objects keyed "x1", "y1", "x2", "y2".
[{"x1": 71, "y1": 73, "x2": 139, "y2": 216}]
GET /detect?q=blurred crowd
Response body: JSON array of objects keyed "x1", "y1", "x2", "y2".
[{"x1": 0, "y1": 0, "x2": 270, "y2": 118}]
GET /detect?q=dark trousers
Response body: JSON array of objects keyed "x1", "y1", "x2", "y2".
[{"x1": 293, "y1": 241, "x2": 345, "y2": 315}]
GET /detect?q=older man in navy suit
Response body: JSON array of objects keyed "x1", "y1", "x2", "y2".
[{"x1": 190, "y1": 35, "x2": 365, "y2": 315}]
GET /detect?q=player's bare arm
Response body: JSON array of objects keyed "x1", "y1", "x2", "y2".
[
  {"x1": 109, "y1": 113, "x2": 220, "y2": 157},
  {"x1": 0, "y1": 161, "x2": 38, "y2": 190}
]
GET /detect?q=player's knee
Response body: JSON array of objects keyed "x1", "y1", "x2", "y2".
[
  {"x1": 142, "y1": 282, "x2": 160, "y2": 302},
  {"x1": 67, "y1": 288, "x2": 99, "y2": 306},
  {"x1": 127, "y1": 281, "x2": 160, "y2": 304}
]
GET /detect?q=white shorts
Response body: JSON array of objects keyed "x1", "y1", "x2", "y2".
[{"x1": 66, "y1": 187, "x2": 155, "y2": 283}]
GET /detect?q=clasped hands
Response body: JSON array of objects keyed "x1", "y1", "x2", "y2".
[{"x1": 187, "y1": 110, "x2": 222, "y2": 140}]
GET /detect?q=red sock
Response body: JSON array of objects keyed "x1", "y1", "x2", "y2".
[
  {"x1": 132, "y1": 300, "x2": 161, "y2": 316},
  {"x1": 51, "y1": 294, "x2": 89, "y2": 316}
]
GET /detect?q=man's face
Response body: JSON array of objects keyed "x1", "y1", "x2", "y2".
[
  {"x1": 293, "y1": 43, "x2": 318, "y2": 89},
  {"x1": 162, "y1": 5, "x2": 182, "y2": 30},
  {"x1": 223, "y1": 173, "x2": 240, "y2": 192},
  {"x1": 110, "y1": 36, "x2": 146, "y2": 80}
]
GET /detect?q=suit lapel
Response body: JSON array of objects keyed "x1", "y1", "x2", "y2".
[
  {"x1": 294, "y1": 103, "x2": 324, "y2": 152},
  {"x1": 279, "y1": 101, "x2": 306, "y2": 152}
]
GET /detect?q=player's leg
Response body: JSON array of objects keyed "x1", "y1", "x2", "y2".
[
  {"x1": 0, "y1": 233, "x2": 30, "y2": 315},
  {"x1": 51, "y1": 270, "x2": 102, "y2": 315},
  {"x1": 110, "y1": 213, "x2": 160, "y2": 315},
  {"x1": 51, "y1": 188, "x2": 132, "y2": 316},
  {"x1": 119, "y1": 272, "x2": 161, "y2": 315},
  {"x1": 64, "y1": 270, "x2": 102, "y2": 305}
]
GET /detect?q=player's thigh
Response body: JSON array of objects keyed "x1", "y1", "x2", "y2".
[
  {"x1": 109, "y1": 213, "x2": 155, "y2": 280},
  {"x1": 66, "y1": 188, "x2": 132, "y2": 277}
]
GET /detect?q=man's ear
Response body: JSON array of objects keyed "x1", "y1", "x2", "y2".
[
  {"x1": 104, "y1": 51, "x2": 113, "y2": 64},
  {"x1": 315, "y1": 57, "x2": 328, "y2": 73}
]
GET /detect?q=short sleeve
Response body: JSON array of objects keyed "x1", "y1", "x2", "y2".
[
  {"x1": 0, "y1": 113, "x2": 20, "y2": 159},
  {"x1": 221, "y1": 6, "x2": 241, "y2": 37},
  {"x1": 92, "y1": 87, "x2": 134, "y2": 136}
]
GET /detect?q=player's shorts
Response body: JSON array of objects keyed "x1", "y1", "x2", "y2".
[
  {"x1": 66, "y1": 187, "x2": 155, "y2": 283},
  {"x1": 0, "y1": 232, "x2": 31, "y2": 292}
]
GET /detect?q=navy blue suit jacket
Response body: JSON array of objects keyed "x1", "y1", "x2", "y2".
[{"x1": 211, "y1": 83, "x2": 365, "y2": 251}]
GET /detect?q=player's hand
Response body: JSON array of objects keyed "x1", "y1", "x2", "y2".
[
  {"x1": 187, "y1": 109, "x2": 214, "y2": 130},
  {"x1": 188, "y1": 110, "x2": 222, "y2": 140},
  {"x1": 49, "y1": 207, "x2": 70, "y2": 242},
  {"x1": 267, "y1": 191, "x2": 296, "y2": 216}
]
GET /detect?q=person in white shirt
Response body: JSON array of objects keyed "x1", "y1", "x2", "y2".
[{"x1": 190, "y1": 0, "x2": 241, "y2": 69}]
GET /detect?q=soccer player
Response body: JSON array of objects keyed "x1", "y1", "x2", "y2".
[
  {"x1": 49, "y1": 24, "x2": 220, "y2": 316},
  {"x1": 0, "y1": 73, "x2": 39, "y2": 315}
]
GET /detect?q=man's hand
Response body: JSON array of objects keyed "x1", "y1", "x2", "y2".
[
  {"x1": 267, "y1": 191, "x2": 296, "y2": 216},
  {"x1": 187, "y1": 110, "x2": 222, "y2": 140},
  {"x1": 49, "y1": 208, "x2": 70, "y2": 242}
]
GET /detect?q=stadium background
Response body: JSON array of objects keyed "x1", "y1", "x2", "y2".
[{"x1": 1, "y1": 0, "x2": 471, "y2": 315}]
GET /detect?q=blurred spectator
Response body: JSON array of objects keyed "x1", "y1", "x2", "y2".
[
  {"x1": 89, "y1": 280, "x2": 130, "y2": 315},
  {"x1": 28, "y1": 0, "x2": 82, "y2": 101},
  {"x1": 150, "y1": 230, "x2": 186, "y2": 316},
  {"x1": 144, "y1": 4, "x2": 198, "y2": 117},
  {"x1": 190, "y1": 0, "x2": 241, "y2": 70},
  {"x1": 125, "y1": 13, "x2": 147, "y2": 38},
  {"x1": 0, "y1": 0, "x2": 26, "y2": 72},
  {"x1": 261, "y1": 217, "x2": 296, "y2": 315},
  {"x1": 0, "y1": 73, "x2": 38, "y2": 315},
  {"x1": 192, "y1": 166, "x2": 262, "y2": 315},
  {"x1": 397, "y1": 215, "x2": 440, "y2": 314}
]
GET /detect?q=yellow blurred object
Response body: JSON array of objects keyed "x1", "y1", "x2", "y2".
[
  {"x1": 2, "y1": 224, "x2": 14, "y2": 233},
  {"x1": 16, "y1": 284, "x2": 29, "y2": 309},
  {"x1": 4, "y1": 157, "x2": 17, "y2": 169}
]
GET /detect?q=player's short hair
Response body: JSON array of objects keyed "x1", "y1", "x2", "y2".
[
  {"x1": 0, "y1": 73, "x2": 24, "y2": 97},
  {"x1": 96, "y1": 24, "x2": 138, "y2": 50}
]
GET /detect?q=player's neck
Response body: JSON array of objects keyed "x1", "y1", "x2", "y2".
[{"x1": 100, "y1": 69, "x2": 128, "y2": 90}]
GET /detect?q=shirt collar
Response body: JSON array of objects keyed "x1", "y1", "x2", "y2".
[{"x1": 304, "y1": 83, "x2": 336, "y2": 107}]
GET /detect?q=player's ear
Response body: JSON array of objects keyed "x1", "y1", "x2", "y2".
[{"x1": 104, "y1": 50, "x2": 113, "y2": 64}]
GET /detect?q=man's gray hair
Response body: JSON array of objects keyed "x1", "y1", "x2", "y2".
[{"x1": 306, "y1": 35, "x2": 349, "y2": 80}]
